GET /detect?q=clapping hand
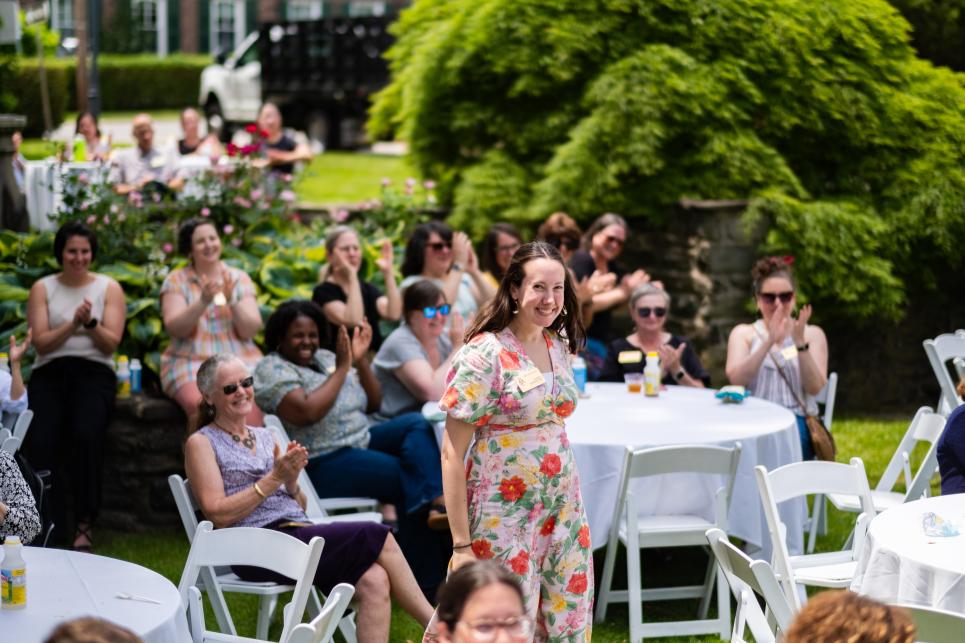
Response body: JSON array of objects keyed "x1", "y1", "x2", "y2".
[
  {"x1": 792, "y1": 304, "x2": 812, "y2": 346},
  {"x1": 375, "y1": 240, "x2": 394, "y2": 274},
  {"x1": 449, "y1": 310, "x2": 466, "y2": 349},
  {"x1": 452, "y1": 232, "x2": 471, "y2": 267},
  {"x1": 765, "y1": 308, "x2": 791, "y2": 347},
  {"x1": 9, "y1": 329, "x2": 32, "y2": 364},
  {"x1": 199, "y1": 274, "x2": 221, "y2": 305},
  {"x1": 271, "y1": 440, "x2": 309, "y2": 486},
  {"x1": 334, "y1": 325, "x2": 352, "y2": 372},
  {"x1": 220, "y1": 268, "x2": 236, "y2": 304},
  {"x1": 328, "y1": 248, "x2": 355, "y2": 283},
  {"x1": 351, "y1": 318, "x2": 373, "y2": 362},
  {"x1": 658, "y1": 342, "x2": 686, "y2": 377},
  {"x1": 73, "y1": 298, "x2": 93, "y2": 328},
  {"x1": 622, "y1": 269, "x2": 651, "y2": 293}
]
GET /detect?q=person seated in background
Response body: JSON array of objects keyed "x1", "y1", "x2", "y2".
[
  {"x1": 1, "y1": 331, "x2": 31, "y2": 426},
  {"x1": 72, "y1": 112, "x2": 111, "y2": 162},
  {"x1": 109, "y1": 113, "x2": 182, "y2": 195},
  {"x1": 400, "y1": 221, "x2": 495, "y2": 322},
  {"x1": 431, "y1": 560, "x2": 532, "y2": 643},
  {"x1": 937, "y1": 378, "x2": 965, "y2": 494},
  {"x1": 253, "y1": 300, "x2": 446, "y2": 530},
  {"x1": 726, "y1": 256, "x2": 828, "y2": 460},
  {"x1": 478, "y1": 223, "x2": 523, "y2": 291},
  {"x1": 373, "y1": 280, "x2": 463, "y2": 421},
  {"x1": 536, "y1": 211, "x2": 616, "y2": 329},
  {"x1": 568, "y1": 213, "x2": 651, "y2": 378},
  {"x1": 254, "y1": 102, "x2": 312, "y2": 176},
  {"x1": 185, "y1": 354, "x2": 435, "y2": 643},
  {"x1": 601, "y1": 284, "x2": 709, "y2": 387},
  {"x1": 12, "y1": 131, "x2": 26, "y2": 193},
  {"x1": 177, "y1": 107, "x2": 222, "y2": 159},
  {"x1": 312, "y1": 225, "x2": 401, "y2": 353},
  {"x1": 44, "y1": 617, "x2": 142, "y2": 643},
  {"x1": 0, "y1": 448, "x2": 40, "y2": 545},
  {"x1": 782, "y1": 590, "x2": 915, "y2": 643}
]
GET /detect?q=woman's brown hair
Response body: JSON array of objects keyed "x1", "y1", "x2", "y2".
[
  {"x1": 464, "y1": 241, "x2": 585, "y2": 354},
  {"x1": 783, "y1": 590, "x2": 916, "y2": 643},
  {"x1": 581, "y1": 212, "x2": 628, "y2": 252},
  {"x1": 751, "y1": 256, "x2": 796, "y2": 295},
  {"x1": 435, "y1": 561, "x2": 525, "y2": 634}
]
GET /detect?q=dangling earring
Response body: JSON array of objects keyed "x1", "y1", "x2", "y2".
[
  {"x1": 511, "y1": 299, "x2": 519, "y2": 314},
  {"x1": 560, "y1": 306, "x2": 568, "y2": 318}
]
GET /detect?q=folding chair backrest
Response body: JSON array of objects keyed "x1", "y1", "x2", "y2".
[
  {"x1": 876, "y1": 407, "x2": 945, "y2": 498},
  {"x1": 284, "y1": 583, "x2": 355, "y2": 643},
  {"x1": 1, "y1": 435, "x2": 21, "y2": 454},
  {"x1": 901, "y1": 603, "x2": 965, "y2": 643},
  {"x1": 705, "y1": 528, "x2": 794, "y2": 641},
  {"x1": 168, "y1": 474, "x2": 202, "y2": 538},
  {"x1": 180, "y1": 521, "x2": 324, "y2": 643},
  {"x1": 815, "y1": 372, "x2": 838, "y2": 430},
  {"x1": 12, "y1": 409, "x2": 33, "y2": 442},
  {"x1": 923, "y1": 332, "x2": 965, "y2": 414}
]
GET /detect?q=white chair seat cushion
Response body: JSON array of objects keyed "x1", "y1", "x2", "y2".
[
  {"x1": 786, "y1": 551, "x2": 857, "y2": 586},
  {"x1": 827, "y1": 490, "x2": 905, "y2": 513},
  {"x1": 618, "y1": 514, "x2": 717, "y2": 546}
]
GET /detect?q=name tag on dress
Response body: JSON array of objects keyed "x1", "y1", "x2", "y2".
[
  {"x1": 780, "y1": 345, "x2": 798, "y2": 361},
  {"x1": 618, "y1": 350, "x2": 643, "y2": 364},
  {"x1": 150, "y1": 156, "x2": 167, "y2": 168},
  {"x1": 517, "y1": 367, "x2": 545, "y2": 393}
]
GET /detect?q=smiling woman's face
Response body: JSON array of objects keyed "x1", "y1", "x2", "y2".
[{"x1": 279, "y1": 315, "x2": 320, "y2": 367}]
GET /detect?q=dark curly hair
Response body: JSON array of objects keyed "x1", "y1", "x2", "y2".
[
  {"x1": 465, "y1": 241, "x2": 585, "y2": 354},
  {"x1": 177, "y1": 218, "x2": 219, "y2": 257},
  {"x1": 54, "y1": 221, "x2": 98, "y2": 266},
  {"x1": 401, "y1": 221, "x2": 453, "y2": 277},
  {"x1": 263, "y1": 299, "x2": 328, "y2": 355},
  {"x1": 479, "y1": 223, "x2": 523, "y2": 281},
  {"x1": 751, "y1": 256, "x2": 796, "y2": 294},
  {"x1": 436, "y1": 561, "x2": 525, "y2": 635}
]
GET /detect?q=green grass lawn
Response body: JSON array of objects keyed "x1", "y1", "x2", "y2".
[
  {"x1": 92, "y1": 415, "x2": 921, "y2": 642},
  {"x1": 293, "y1": 152, "x2": 416, "y2": 205}
]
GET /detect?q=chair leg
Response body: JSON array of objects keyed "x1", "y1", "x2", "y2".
[
  {"x1": 697, "y1": 553, "x2": 715, "y2": 619},
  {"x1": 594, "y1": 538, "x2": 620, "y2": 623},
  {"x1": 201, "y1": 568, "x2": 237, "y2": 635},
  {"x1": 627, "y1": 542, "x2": 643, "y2": 642},
  {"x1": 716, "y1": 560, "x2": 731, "y2": 639},
  {"x1": 256, "y1": 594, "x2": 278, "y2": 640}
]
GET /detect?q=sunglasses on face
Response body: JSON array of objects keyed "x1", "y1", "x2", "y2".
[
  {"x1": 426, "y1": 241, "x2": 451, "y2": 252},
  {"x1": 637, "y1": 307, "x2": 667, "y2": 318},
  {"x1": 758, "y1": 291, "x2": 794, "y2": 305},
  {"x1": 605, "y1": 235, "x2": 625, "y2": 247},
  {"x1": 545, "y1": 236, "x2": 578, "y2": 251},
  {"x1": 497, "y1": 242, "x2": 522, "y2": 255},
  {"x1": 422, "y1": 304, "x2": 451, "y2": 318},
  {"x1": 222, "y1": 376, "x2": 254, "y2": 395}
]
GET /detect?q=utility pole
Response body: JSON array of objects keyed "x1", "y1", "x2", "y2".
[
  {"x1": 88, "y1": 0, "x2": 101, "y2": 117},
  {"x1": 74, "y1": 0, "x2": 89, "y2": 113}
]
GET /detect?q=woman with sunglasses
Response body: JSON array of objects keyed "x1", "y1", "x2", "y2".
[
  {"x1": 253, "y1": 300, "x2": 447, "y2": 530},
  {"x1": 401, "y1": 221, "x2": 496, "y2": 321},
  {"x1": 726, "y1": 257, "x2": 828, "y2": 459},
  {"x1": 478, "y1": 224, "x2": 523, "y2": 291},
  {"x1": 185, "y1": 353, "x2": 436, "y2": 643},
  {"x1": 432, "y1": 560, "x2": 533, "y2": 642},
  {"x1": 373, "y1": 281, "x2": 464, "y2": 421},
  {"x1": 601, "y1": 283, "x2": 710, "y2": 387}
]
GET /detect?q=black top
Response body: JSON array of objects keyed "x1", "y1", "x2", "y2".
[
  {"x1": 266, "y1": 135, "x2": 297, "y2": 175},
  {"x1": 569, "y1": 250, "x2": 626, "y2": 343},
  {"x1": 312, "y1": 280, "x2": 385, "y2": 352},
  {"x1": 938, "y1": 404, "x2": 965, "y2": 495},
  {"x1": 600, "y1": 335, "x2": 711, "y2": 387},
  {"x1": 178, "y1": 139, "x2": 199, "y2": 156}
]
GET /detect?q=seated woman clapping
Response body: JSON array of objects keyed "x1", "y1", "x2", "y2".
[
  {"x1": 372, "y1": 280, "x2": 464, "y2": 420},
  {"x1": 600, "y1": 284, "x2": 710, "y2": 387},
  {"x1": 253, "y1": 301, "x2": 447, "y2": 529},
  {"x1": 184, "y1": 354, "x2": 434, "y2": 642}
]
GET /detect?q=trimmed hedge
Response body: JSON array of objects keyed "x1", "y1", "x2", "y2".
[{"x1": 2, "y1": 54, "x2": 212, "y2": 135}]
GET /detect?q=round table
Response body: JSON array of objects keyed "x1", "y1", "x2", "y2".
[
  {"x1": 566, "y1": 383, "x2": 805, "y2": 557},
  {"x1": 851, "y1": 494, "x2": 965, "y2": 613},
  {"x1": 4, "y1": 548, "x2": 190, "y2": 643}
]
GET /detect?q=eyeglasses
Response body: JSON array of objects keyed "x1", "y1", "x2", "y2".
[
  {"x1": 497, "y1": 242, "x2": 521, "y2": 255},
  {"x1": 637, "y1": 307, "x2": 667, "y2": 318},
  {"x1": 456, "y1": 616, "x2": 535, "y2": 641},
  {"x1": 426, "y1": 241, "x2": 452, "y2": 252},
  {"x1": 545, "y1": 236, "x2": 578, "y2": 251},
  {"x1": 422, "y1": 304, "x2": 451, "y2": 318},
  {"x1": 222, "y1": 376, "x2": 254, "y2": 395},
  {"x1": 758, "y1": 291, "x2": 794, "y2": 305},
  {"x1": 604, "y1": 235, "x2": 625, "y2": 247}
]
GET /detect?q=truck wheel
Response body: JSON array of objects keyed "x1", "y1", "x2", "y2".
[{"x1": 307, "y1": 111, "x2": 330, "y2": 153}]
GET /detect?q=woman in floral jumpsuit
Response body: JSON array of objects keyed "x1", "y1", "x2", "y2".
[{"x1": 439, "y1": 242, "x2": 593, "y2": 641}]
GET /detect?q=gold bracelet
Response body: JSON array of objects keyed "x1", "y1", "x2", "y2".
[{"x1": 253, "y1": 482, "x2": 268, "y2": 499}]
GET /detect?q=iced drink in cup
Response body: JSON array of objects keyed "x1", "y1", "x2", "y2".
[{"x1": 624, "y1": 372, "x2": 643, "y2": 393}]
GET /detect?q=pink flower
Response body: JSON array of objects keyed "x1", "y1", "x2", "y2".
[
  {"x1": 109, "y1": 204, "x2": 119, "y2": 214},
  {"x1": 280, "y1": 173, "x2": 293, "y2": 183},
  {"x1": 499, "y1": 394, "x2": 520, "y2": 414},
  {"x1": 85, "y1": 215, "x2": 96, "y2": 225},
  {"x1": 381, "y1": 177, "x2": 391, "y2": 187},
  {"x1": 162, "y1": 243, "x2": 173, "y2": 254},
  {"x1": 259, "y1": 202, "x2": 270, "y2": 210},
  {"x1": 423, "y1": 180, "x2": 436, "y2": 190},
  {"x1": 102, "y1": 215, "x2": 110, "y2": 224},
  {"x1": 527, "y1": 502, "x2": 544, "y2": 522},
  {"x1": 334, "y1": 209, "x2": 349, "y2": 223},
  {"x1": 79, "y1": 202, "x2": 89, "y2": 211},
  {"x1": 404, "y1": 186, "x2": 413, "y2": 195},
  {"x1": 232, "y1": 196, "x2": 251, "y2": 208},
  {"x1": 405, "y1": 177, "x2": 416, "y2": 188},
  {"x1": 279, "y1": 190, "x2": 296, "y2": 203},
  {"x1": 78, "y1": 173, "x2": 89, "y2": 184},
  {"x1": 231, "y1": 237, "x2": 242, "y2": 247},
  {"x1": 250, "y1": 189, "x2": 263, "y2": 200},
  {"x1": 200, "y1": 207, "x2": 211, "y2": 217},
  {"x1": 223, "y1": 224, "x2": 234, "y2": 235}
]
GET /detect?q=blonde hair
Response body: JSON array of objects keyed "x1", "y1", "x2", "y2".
[{"x1": 783, "y1": 591, "x2": 915, "y2": 643}]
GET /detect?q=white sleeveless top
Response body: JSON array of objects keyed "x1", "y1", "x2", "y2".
[
  {"x1": 33, "y1": 273, "x2": 115, "y2": 370},
  {"x1": 747, "y1": 320, "x2": 818, "y2": 416}
]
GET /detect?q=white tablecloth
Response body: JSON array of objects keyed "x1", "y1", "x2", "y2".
[
  {"x1": 2, "y1": 548, "x2": 190, "y2": 643},
  {"x1": 24, "y1": 161, "x2": 104, "y2": 231},
  {"x1": 567, "y1": 383, "x2": 805, "y2": 557},
  {"x1": 851, "y1": 494, "x2": 965, "y2": 613}
]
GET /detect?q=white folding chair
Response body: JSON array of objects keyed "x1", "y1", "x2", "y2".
[
  {"x1": 923, "y1": 331, "x2": 965, "y2": 415},
  {"x1": 705, "y1": 528, "x2": 795, "y2": 643},
  {"x1": 284, "y1": 584, "x2": 355, "y2": 643},
  {"x1": 168, "y1": 475, "x2": 359, "y2": 643},
  {"x1": 754, "y1": 458, "x2": 875, "y2": 610},
  {"x1": 12, "y1": 409, "x2": 33, "y2": 442},
  {"x1": 806, "y1": 372, "x2": 838, "y2": 553},
  {"x1": 828, "y1": 407, "x2": 945, "y2": 515},
  {"x1": 0, "y1": 434, "x2": 21, "y2": 454},
  {"x1": 180, "y1": 521, "x2": 322, "y2": 643},
  {"x1": 901, "y1": 603, "x2": 965, "y2": 643},
  {"x1": 595, "y1": 444, "x2": 742, "y2": 640},
  {"x1": 262, "y1": 418, "x2": 382, "y2": 524}
]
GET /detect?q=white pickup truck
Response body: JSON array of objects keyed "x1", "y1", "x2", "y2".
[{"x1": 199, "y1": 18, "x2": 393, "y2": 149}]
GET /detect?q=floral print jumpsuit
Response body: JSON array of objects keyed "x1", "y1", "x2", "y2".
[{"x1": 440, "y1": 328, "x2": 593, "y2": 641}]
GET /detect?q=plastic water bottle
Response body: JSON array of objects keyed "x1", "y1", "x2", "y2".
[
  {"x1": 1, "y1": 535, "x2": 26, "y2": 610},
  {"x1": 644, "y1": 352, "x2": 661, "y2": 397},
  {"x1": 572, "y1": 356, "x2": 588, "y2": 396},
  {"x1": 130, "y1": 358, "x2": 143, "y2": 395},
  {"x1": 116, "y1": 356, "x2": 131, "y2": 399},
  {"x1": 0, "y1": 352, "x2": 8, "y2": 374}
]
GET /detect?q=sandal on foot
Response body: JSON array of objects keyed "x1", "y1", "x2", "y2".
[
  {"x1": 73, "y1": 524, "x2": 94, "y2": 553},
  {"x1": 427, "y1": 503, "x2": 449, "y2": 531}
]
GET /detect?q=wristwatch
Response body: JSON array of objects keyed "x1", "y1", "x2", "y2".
[
  {"x1": 451, "y1": 262, "x2": 464, "y2": 272},
  {"x1": 84, "y1": 318, "x2": 98, "y2": 329},
  {"x1": 796, "y1": 343, "x2": 810, "y2": 352},
  {"x1": 673, "y1": 369, "x2": 686, "y2": 382}
]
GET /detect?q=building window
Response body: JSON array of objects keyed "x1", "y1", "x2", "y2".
[
  {"x1": 287, "y1": 0, "x2": 324, "y2": 20},
  {"x1": 132, "y1": 0, "x2": 158, "y2": 52},
  {"x1": 210, "y1": 0, "x2": 246, "y2": 54},
  {"x1": 347, "y1": 1, "x2": 386, "y2": 16},
  {"x1": 51, "y1": 0, "x2": 74, "y2": 38}
]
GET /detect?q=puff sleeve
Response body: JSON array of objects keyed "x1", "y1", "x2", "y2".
[{"x1": 439, "y1": 333, "x2": 503, "y2": 427}]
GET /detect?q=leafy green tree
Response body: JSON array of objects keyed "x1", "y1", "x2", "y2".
[{"x1": 371, "y1": 0, "x2": 965, "y2": 321}]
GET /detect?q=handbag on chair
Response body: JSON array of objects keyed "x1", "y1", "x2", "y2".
[{"x1": 768, "y1": 351, "x2": 837, "y2": 462}]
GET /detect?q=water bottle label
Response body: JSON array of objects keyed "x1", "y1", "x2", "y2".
[{"x1": 1, "y1": 568, "x2": 25, "y2": 607}]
